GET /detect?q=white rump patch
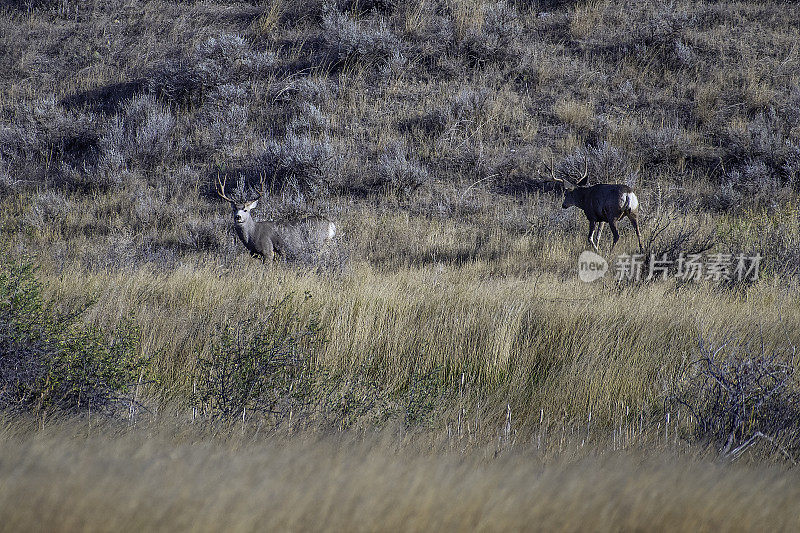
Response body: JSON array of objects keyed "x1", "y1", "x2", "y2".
[
  {"x1": 625, "y1": 192, "x2": 639, "y2": 211},
  {"x1": 328, "y1": 222, "x2": 337, "y2": 240}
]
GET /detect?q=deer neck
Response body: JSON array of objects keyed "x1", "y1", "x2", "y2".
[
  {"x1": 234, "y1": 218, "x2": 256, "y2": 245},
  {"x1": 574, "y1": 187, "x2": 590, "y2": 200}
]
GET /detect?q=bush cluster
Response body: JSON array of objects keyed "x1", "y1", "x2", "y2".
[
  {"x1": 0, "y1": 254, "x2": 146, "y2": 414},
  {"x1": 192, "y1": 293, "x2": 444, "y2": 430},
  {"x1": 671, "y1": 338, "x2": 800, "y2": 461}
]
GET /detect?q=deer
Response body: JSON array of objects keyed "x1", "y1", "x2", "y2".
[
  {"x1": 216, "y1": 174, "x2": 337, "y2": 262},
  {"x1": 548, "y1": 157, "x2": 643, "y2": 253}
]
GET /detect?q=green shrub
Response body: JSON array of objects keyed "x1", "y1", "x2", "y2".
[
  {"x1": 192, "y1": 294, "x2": 324, "y2": 422},
  {"x1": 191, "y1": 294, "x2": 444, "y2": 430},
  {"x1": 0, "y1": 255, "x2": 146, "y2": 414}
]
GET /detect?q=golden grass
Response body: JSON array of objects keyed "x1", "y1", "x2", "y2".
[
  {"x1": 3, "y1": 1, "x2": 800, "y2": 529},
  {"x1": 554, "y1": 98, "x2": 596, "y2": 134},
  {"x1": 569, "y1": 0, "x2": 606, "y2": 40},
  {"x1": 34, "y1": 236, "x2": 800, "y2": 428},
  {"x1": 449, "y1": 0, "x2": 489, "y2": 39},
  {"x1": 253, "y1": 0, "x2": 286, "y2": 36},
  {"x1": 1, "y1": 420, "x2": 799, "y2": 532},
  {"x1": 7, "y1": 187, "x2": 800, "y2": 429}
]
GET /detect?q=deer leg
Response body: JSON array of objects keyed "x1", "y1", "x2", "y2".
[
  {"x1": 594, "y1": 222, "x2": 604, "y2": 250},
  {"x1": 262, "y1": 242, "x2": 275, "y2": 263},
  {"x1": 629, "y1": 214, "x2": 644, "y2": 253},
  {"x1": 608, "y1": 221, "x2": 620, "y2": 251},
  {"x1": 587, "y1": 221, "x2": 597, "y2": 251}
]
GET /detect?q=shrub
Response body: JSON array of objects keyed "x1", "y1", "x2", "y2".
[
  {"x1": 48, "y1": 115, "x2": 102, "y2": 168},
  {"x1": 319, "y1": 9, "x2": 404, "y2": 68},
  {"x1": 147, "y1": 59, "x2": 207, "y2": 109},
  {"x1": 730, "y1": 160, "x2": 780, "y2": 197},
  {"x1": 636, "y1": 213, "x2": 715, "y2": 278},
  {"x1": 147, "y1": 33, "x2": 275, "y2": 109},
  {"x1": 195, "y1": 100, "x2": 250, "y2": 160},
  {"x1": 450, "y1": 87, "x2": 491, "y2": 122},
  {"x1": 191, "y1": 294, "x2": 444, "y2": 429},
  {"x1": 338, "y1": 0, "x2": 396, "y2": 17},
  {"x1": 0, "y1": 156, "x2": 12, "y2": 195},
  {"x1": 708, "y1": 180, "x2": 741, "y2": 212},
  {"x1": 20, "y1": 189, "x2": 73, "y2": 236},
  {"x1": 124, "y1": 95, "x2": 176, "y2": 168},
  {"x1": 182, "y1": 217, "x2": 223, "y2": 252},
  {"x1": 270, "y1": 77, "x2": 335, "y2": 105},
  {"x1": 670, "y1": 338, "x2": 800, "y2": 462},
  {"x1": 96, "y1": 94, "x2": 176, "y2": 173},
  {"x1": 637, "y1": 125, "x2": 698, "y2": 167},
  {"x1": 0, "y1": 255, "x2": 146, "y2": 414},
  {"x1": 716, "y1": 110, "x2": 793, "y2": 175},
  {"x1": 192, "y1": 295, "x2": 324, "y2": 422},
  {"x1": 287, "y1": 102, "x2": 329, "y2": 134},
  {"x1": 556, "y1": 143, "x2": 633, "y2": 185},
  {"x1": 0, "y1": 98, "x2": 107, "y2": 191},
  {"x1": 782, "y1": 141, "x2": 800, "y2": 188},
  {"x1": 579, "y1": 2, "x2": 693, "y2": 67},
  {"x1": 376, "y1": 141, "x2": 429, "y2": 201},
  {"x1": 708, "y1": 158, "x2": 795, "y2": 213},
  {"x1": 397, "y1": 110, "x2": 449, "y2": 139},
  {"x1": 460, "y1": 1, "x2": 523, "y2": 66},
  {"x1": 223, "y1": 133, "x2": 339, "y2": 194}
]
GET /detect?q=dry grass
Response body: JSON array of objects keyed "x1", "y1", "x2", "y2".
[
  {"x1": 32, "y1": 235, "x2": 800, "y2": 426},
  {"x1": 554, "y1": 97, "x2": 596, "y2": 134},
  {"x1": 1, "y1": 420, "x2": 799, "y2": 532}
]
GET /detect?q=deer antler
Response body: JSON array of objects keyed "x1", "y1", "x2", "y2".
[
  {"x1": 216, "y1": 173, "x2": 235, "y2": 203},
  {"x1": 547, "y1": 155, "x2": 589, "y2": 186},
  {"x1": 544, "y1": 155, "x2": 564, "y2": 184},
  {"x1": 545, "y1": 156, "x2": 582, "y2": 187},
  {"x1": 576, "y1": 154, "x2": 589, "y2": 185},
  {"x1": 257, "y1": 172, "x2": 266, "y2": 200}
]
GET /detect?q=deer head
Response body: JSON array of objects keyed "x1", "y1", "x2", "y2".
[
  {"x1": 216, "y1": 174, "x2": 265, "y2": 226},
  {"x1": 546, "y1": 156, "x2": 589, "y2": 209}
]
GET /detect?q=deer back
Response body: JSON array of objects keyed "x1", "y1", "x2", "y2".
[
  {"x1": 577, "y1": 184, "x2": 638, "y2": 222},
  {"x1": 266, "y1": 216, "x2": 336, "y2": 257}
]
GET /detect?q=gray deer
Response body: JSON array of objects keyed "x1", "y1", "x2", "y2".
[
  {"x1": 549, "y1": 158, "x2": 643, "y2": 253},
  {"x1": 216, "y1": 175, "x2": 337, "y2": 262}
]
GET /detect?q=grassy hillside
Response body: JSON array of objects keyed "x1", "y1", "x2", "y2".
[{"x1": 1, "y1": 0, "x2": 800, "y2": 529}]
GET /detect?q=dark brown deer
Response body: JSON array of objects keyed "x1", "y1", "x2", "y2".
[
  {"x1": 549, "y1": 158, "x2": 643, "y2": 253},
  {"x1": 216, "y1": 174, "x2": 336, "y2": 262}
]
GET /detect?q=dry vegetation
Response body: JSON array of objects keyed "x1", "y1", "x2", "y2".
[
  {"x1": 2, "y1": 418, "x2": 800, "y2": 532},
  {"x1": 1, "y1": 0, "x2": 800, "y2": 530}
]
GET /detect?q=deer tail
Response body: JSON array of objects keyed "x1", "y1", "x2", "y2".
[{"x1": 622, "y1": 192, "x2": 639, "y2": 215}]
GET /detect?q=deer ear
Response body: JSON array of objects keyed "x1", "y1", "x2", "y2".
[
  {"x1": 244, "y1": 199, "x2": 258, "y2": 211},
  {"x1": 576, "y1": 175, "x2": 589, "y2": 187}
]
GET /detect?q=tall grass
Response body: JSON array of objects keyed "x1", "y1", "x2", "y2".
[
  {"x1": 1, "y1": 420, "x2": 799, "y2": 532},
  {"x1": 35, "y1": 249, "x2": 800, "y2": 426}
]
